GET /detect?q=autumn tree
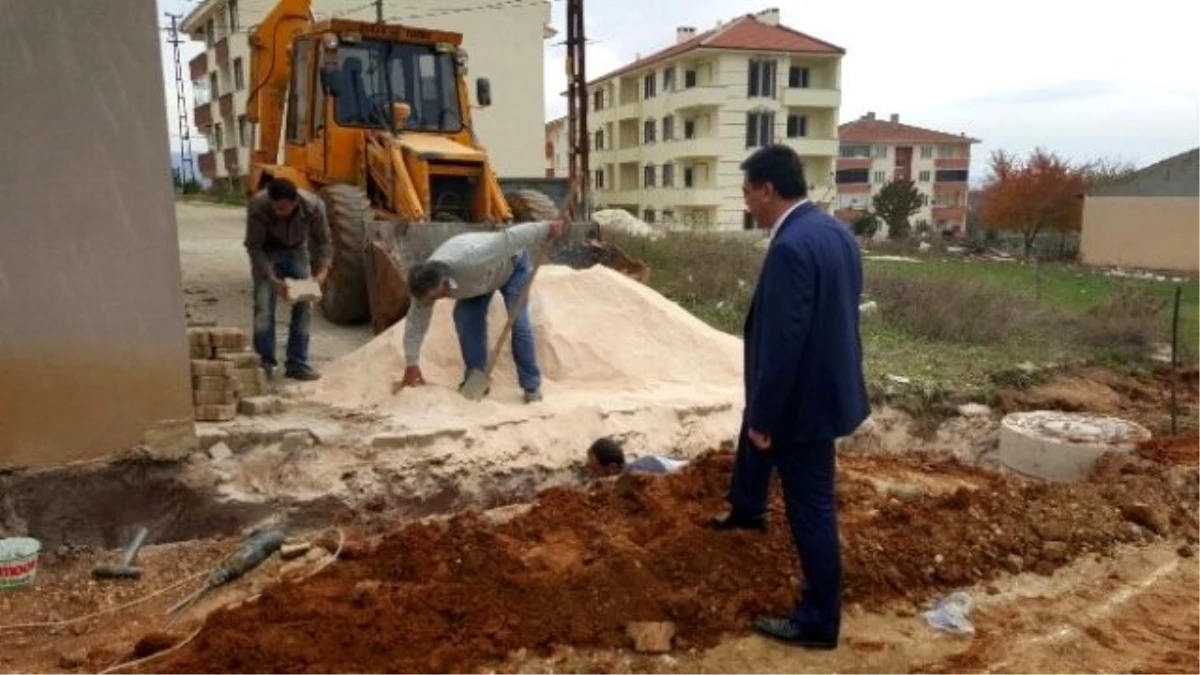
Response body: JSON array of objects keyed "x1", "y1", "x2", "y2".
[
  {"x1": 978, "y1": 148, "x2": 1088, "y2": 257},
  {"x1": 872, "y1": 179, "x2": 924, "y2": 240}
]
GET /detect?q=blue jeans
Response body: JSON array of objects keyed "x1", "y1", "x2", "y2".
[
  {"x1": 252, "y1": 250, "x2": 312, "y2": 373},
  {"x1": 452, "y1": 250, "x2": 541, "y2": 392}
]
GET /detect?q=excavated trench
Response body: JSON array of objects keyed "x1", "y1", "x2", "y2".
[{"x1": 0, "y1": 433, "x2": 584, "y2": 553}]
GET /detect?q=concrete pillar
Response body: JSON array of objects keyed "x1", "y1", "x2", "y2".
[{"x1": 0, "y1": 0, "x2": 194, "y2": 469}]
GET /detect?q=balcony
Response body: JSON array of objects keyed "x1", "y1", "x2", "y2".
[
  {"x1": 782, "y1": 87, "x2": 841, "y2": 108},
  {"x1": 219, "y1": 92, "x2": 235, "y2": 121},
  {"x1": 194, "y1": 102, "x2": 213, "y2": 128},
  {"x1": 595, "y1": 189, "x2": 641, "y2": 205},
  {"x1": 670, "y1": 136, "x2": 722, "y2": 159},
  {"x1": 197, "y1": 151, "x2": 217, "y2": 179},
  {"x1": 837, "y1": 182, "x2": 871, "y2": 194},
  {"x1": 223, "y1": 148, "x2": 240, "y2": 174},
  {"x1": 188, "y1": 53, "x2": 208, "y2": 81},
  {"x1": 932, "y1": 206, "x2": 967, "y2": 222},
  {"x1": 670, "y1": 188, "x2": 723, "y2": 206},
  {"x1": 935, "y1": 157, "x2": 969, "y2": 170},
  {"x1": 215, "y1": 37, "x2": 229, "y2": 68},
  {"x1": 784, "y1": 137, "x2": 839, "y2": 158},
  {"x1": 837, "y1": 157, "x2": 871, "y2": 171},
  {"x1": 933, "y1": 181, "x2": 968, "y2": 196},
  {"x1": 668, "y1": 85, "x2": 723, "y2": 111}
]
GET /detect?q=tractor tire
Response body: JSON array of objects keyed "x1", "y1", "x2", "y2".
[
  {"x1": 505, "y1": 189, "x2": 559, "y2": 223},
  {"x1": 317, "y1": 184, "x2": 372, "y2": 325}
]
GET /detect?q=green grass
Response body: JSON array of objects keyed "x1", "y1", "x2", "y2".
[{"x1": 605, "y1": 231, "x2": 1199, "y2": 403}]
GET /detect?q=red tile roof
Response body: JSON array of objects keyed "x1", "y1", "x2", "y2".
[
  {"x1": 589, "y1": 15, "x2": 844, "y2": 86},
  {"x1": 839, "y1": 118, "x2": 980, "y2": 145}
]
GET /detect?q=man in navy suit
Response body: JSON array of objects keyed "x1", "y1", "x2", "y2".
[{"x1": 710, "y1": 144, "x2": 870, "y2": 649}]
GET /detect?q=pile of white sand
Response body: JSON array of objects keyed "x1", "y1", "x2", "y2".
[
  {"x1": 591, "y1": 209, "x2": 663, "y2": 239},
  {"x1": 301, "y1": 264, "x2": 743, "y2": 464}
]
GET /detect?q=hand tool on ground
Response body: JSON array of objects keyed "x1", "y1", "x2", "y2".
[
  {"x1": 461, "y1": 178, "x2": 581, "y2": 401},
  {"x1": 166, "y1": 528, "x2": 285, "y2": 617},
  {"x1": 92, "y1": 526, "x2": 149, "y2": 580}
]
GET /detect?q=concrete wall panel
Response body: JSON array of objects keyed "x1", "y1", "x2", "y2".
[
  {"x1": 1081, "y1": 196, "x2": 1200, "y2": 273},
  {"x1": 0, "y1": 0, "x2": 195, "y2": 469}
]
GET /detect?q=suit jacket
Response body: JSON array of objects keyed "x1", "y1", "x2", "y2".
[{"x1": 743, "y1": 202, "x2": 870, "y2": 443}]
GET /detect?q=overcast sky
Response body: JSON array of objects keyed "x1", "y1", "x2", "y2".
[{"x1": 158, "y1": 0, "x2": 1199, "y2": 179}]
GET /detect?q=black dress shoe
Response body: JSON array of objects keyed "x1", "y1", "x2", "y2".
[
  {"x1": 708, "y1": 512, "x2": 767, "y2": 533},
  {"x1": 750, "y1": 616, "x2": 838, "y2": 650}
]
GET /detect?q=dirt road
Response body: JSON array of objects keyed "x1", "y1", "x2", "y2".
[{"x1": 175, "y1": 201, "x2": 372, "y2": 371}]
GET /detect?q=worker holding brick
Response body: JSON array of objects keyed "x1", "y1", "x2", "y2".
[
  {"x1": 244, "y1": 177, "x2": 332, "y2": 381},
  {"x1": 399, "y1": 219, "x2": 567, "y2": 402}
]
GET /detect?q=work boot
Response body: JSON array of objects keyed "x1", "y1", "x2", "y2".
[
  {"x1": 285, "y1": 366, "x2": 321, "y2": 382},
  {"x1": 524, "y1": 389, "x2": 543, "y2": 403}
]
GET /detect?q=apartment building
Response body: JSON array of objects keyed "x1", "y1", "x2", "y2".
[
  {"x1": 586, "y1": 9, "x2": 844, "y2": 231},
  {"x1": 181, "y1": 0, "x2": 552, "y2": 187},
  {"x1": 544, "y1": 115, "x2": 568, "y2": 177},
  {"x1": 835, "y1": 112, "x2": 979, "y2": 236}
]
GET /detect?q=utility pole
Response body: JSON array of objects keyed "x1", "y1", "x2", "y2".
[
  {"x1": 565, "y1": 0, "x2": 588, "y2": 216},
  {"x1": 165, "y1": 12, "x2": 195, "y2": 189},
  {"x1": 375, "y1": 0, "x2": 383, "y2": 23}
]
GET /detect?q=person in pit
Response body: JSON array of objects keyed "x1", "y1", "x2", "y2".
[{"x1": 584, "y1": 437, "x2": 689, "y2": 478}]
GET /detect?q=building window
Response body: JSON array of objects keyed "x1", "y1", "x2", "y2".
[
  {"x1": 872, "y1": 145, "x2": 887, "y2": 158},
  {"x1": 662, "y1": 116, "x2": 674, "y2": 141},
  {"x1": 939, "y1": 144, "x2": 959, "y2": 158},
  {"x1": 233, "y1": 57, "x2": 244, "y2": 90},
  {"x1": 836, "y1": 168, "x2": 869, "y2": 184},
  {"x1": 643, "y1": 119, "x2": 655, "y2": 144},
  {"x1": 663, "y1": 67, "x2": 676, "y2": 92},
  {"x1": 662, "y1": 209, "x2": 674, "y2": 223},
  {"x1": 935, "y1": 169, "x2": 969, "y2": 182},
  {"x1": 643, "y1": 209, "x2": 655, "y2": 223},
  {"x1": 594, "y1": 129, "x2": 604, "y2": 150},
  {"x1": 747, "y1": 59, "x2": 776, "y2": 98},
  {"x1": 920, "y1": 145, "x2": 933, "y2": 159},
  {"x1": 872, "y1": 170, "x2": 886, "y2": 184},
  {"x1": 643, "y1": 73, "x2": 656, "y2": 99},
  {"x1": 683, "y1": 119, "x2": 696, "y2": 139},
  {"x1": 786, "y1": 114, "x2": 807, "y2": 138},
  {"x1": 745, "y1": 111, "x2": 774, "y2": 148},
  {"x1": 237, "y1": 115, "x2": 249, "y2": 146},
  {"x1": 643, "y1": 164, "x2": 655, "y2": 188},
  {"x1": 684, "y1": 69, "x2": 697, "y2": 88},
  {"x1": 918, "y1": 170, "x2": 931, "y2": 182},
  {"x1": 683, "y1": 166, "x2": 694, "y2": 188},
  {"x1": 592, "y1": 90, "x2": 604, "y2": 111},
  {"x1": 662, "y1": 163, "x2": 675, "y2": 187},
  {"x1": 840, "y1": 144, "x2": 870, "y2": 158},
  {"x1": 788, "y1": 66, "x2": 810, "y2": 88},
  {"x1": 204, "y1": 18, "x2": 215, "y2": 48},
  {"x1": 594, "y1": 168, "x2": 605, "y2": 190},
  {"x1": 209, "y1": 71, "x2": 219, "y2": 98},
  {"x1": 213, "y1": 123, "x2": 223, "y2": 150}
]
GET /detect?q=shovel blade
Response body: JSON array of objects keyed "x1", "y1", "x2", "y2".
[{"x1": 460, "y1": 369, "x2": 491, "y2": 401}]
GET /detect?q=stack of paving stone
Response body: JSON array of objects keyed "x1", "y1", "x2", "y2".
[{"x1": 187, "y1": 327, "x2": 268, "y2": 421}]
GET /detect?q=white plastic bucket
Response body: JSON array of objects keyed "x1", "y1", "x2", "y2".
[{"x1": 0, "y1": 537, "x2": 41, "y2": 590}]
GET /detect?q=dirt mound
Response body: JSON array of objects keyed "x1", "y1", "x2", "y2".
[
  {"x1": 154, "y1": 451, "x2": 1198, "y2": 674},
  {"x1": 1137, "y1": 432, "x2": 1200, "y2": 465},
  {"x1": 307, "y1": 264, "x2": 741, "y2": 409}
]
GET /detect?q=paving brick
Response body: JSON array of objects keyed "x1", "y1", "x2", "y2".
[
  {"x1": 194, "y1": 389, "x2": 237, "y2": 406},
  {"x1": 284, "y1": 278, "x2": 322, "y2": 303},
  {"x1": 189, "y1": 343, "x2": 212, "y2": 359},
  {"x1": 186, "y1": 328, "x2": 211, "y2": 347},
  {"x1": 194, "y1": 404, "x2": 237, "y2": 422},
  {"x1": 217, "y1": 350, "x2": 261, "y2": 368},
  {"x1": 209, "y1": 327, "x2": 248, "y2": 349},
  {"x1": 191, "y1": 359, "x2": 234, "y2": 377},
  {"x1": 193, "y1": 376, "x2": 238, "y2": 393},
  {"x1": 238, "y1": 396, "x2": 282, "y2": 416},
  {"x1": 625, "y1": 622, "x2": 675, "y2": 653}
]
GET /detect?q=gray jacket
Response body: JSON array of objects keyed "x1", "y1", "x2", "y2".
[{"x1": 403, "y1": 221, "x2": 551, "y2": 366}]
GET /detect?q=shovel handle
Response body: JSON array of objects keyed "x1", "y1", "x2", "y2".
[{"x1": 480, "y1": 179, "x2": 581, "y2": 378}]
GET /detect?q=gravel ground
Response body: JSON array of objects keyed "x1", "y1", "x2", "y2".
[{"x1": 175, "y1": 201, "x2": 373, "y2": 373}]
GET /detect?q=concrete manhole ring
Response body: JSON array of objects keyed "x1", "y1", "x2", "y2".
[{"x1": 997, "y1": 411, "x2": 1152, "y2": 482}]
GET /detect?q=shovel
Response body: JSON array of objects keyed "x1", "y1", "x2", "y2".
[{"x1": 461, "y1": 179, "x2": 580, "y2": 401}]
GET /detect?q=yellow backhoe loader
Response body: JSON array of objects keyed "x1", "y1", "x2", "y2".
[{"x1": 243, "y1": 0, "x2": 636, "y2": 334}]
